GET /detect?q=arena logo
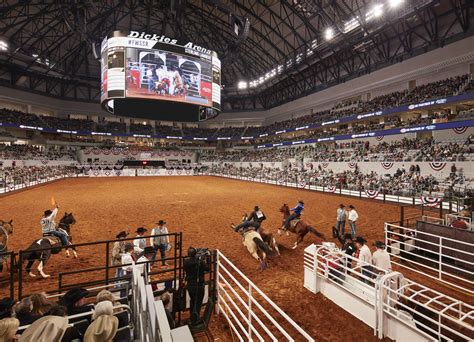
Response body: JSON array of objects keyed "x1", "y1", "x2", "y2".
[
  {"x1": 128, "y1": 31, "x2": 212, "y2": 55},
  {"x1": 408, "y1": 98, "x2": 447, "y2": 110}
]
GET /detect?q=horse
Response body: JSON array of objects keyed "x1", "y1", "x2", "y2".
[
  {"x1": 233, "y1": 215, "x2": 274, "y2": 271},
  {"x1": 23, "y1": 212, "x2": 77, "y2": 278},
  {"x1": 0, "y1": 220, "x2": 13, "y2": 272},
  {"x1": 278, "y1": 204, "x2": 326, "y2": 249},
  {"x1": 242, "y1": 213, "x2": 280, "y2": 256}
]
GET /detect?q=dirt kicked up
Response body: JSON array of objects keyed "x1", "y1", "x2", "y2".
[{"x1": 0, "y1": 176, "x2": 447, "y2": 341}]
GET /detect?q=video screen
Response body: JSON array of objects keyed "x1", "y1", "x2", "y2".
[{"x1": 125, "y1": 47, "x2": 213, "y2": 107}]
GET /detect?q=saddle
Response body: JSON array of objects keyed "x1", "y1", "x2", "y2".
[
  {"x1": 41, "y1": 235, "x2": 61, "y2": 246},
  {"x1": 289, "y1": 219, "x2": 301, "y2": 229}
]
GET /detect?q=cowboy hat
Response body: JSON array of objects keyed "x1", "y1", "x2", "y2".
[
  {"x1": 136, "y1": 227, "x2": 147, "y2": 234},
  {"x1": 373, "y1": 241, "x2": 385, "y2": 248},
  {"x1": 156, "y1": 220, "x2": 166, "y2": 225},
  {"x1": 84, "y1": 315, "x2": 118, "y2": 342},
  {"x1": 115, "y1": 231, "x2": 128, "y2": 239},
  {"x1": 348, "y1": 205, "x2": 355, "y2": 209},
  {"x1": 19, "y1": 316, "x2": 69, "y2": 342},
  {"x1": 355, "y1": 236, "x2": 366, "y2": 244},
  {"x1": 343, "y1": 233, "x2": 353, "y2": 241},
  {"x1": 58, "y1": 288, "x2": 89, "y2": 307}
]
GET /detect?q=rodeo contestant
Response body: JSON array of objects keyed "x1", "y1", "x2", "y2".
[
  {"x1": 133, "y1": 227, "x2": 147, "y2": 256},
  {"x1": 150, "y1": 220, "x2": 170, "y2": 267},
  {"x1": 41, "y1": 204, "x2": 70, "y2": 247},
  {"x1": 283, "y1": 200, "x2": 304, "y2": 230},
  {"x1": 231, "y1": 206, "x2": 266, "y2": 232}
]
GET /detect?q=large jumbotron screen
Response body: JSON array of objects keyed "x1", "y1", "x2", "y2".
[{"x1": 100, "y1": 32, "x2": 221, "y2": 120}]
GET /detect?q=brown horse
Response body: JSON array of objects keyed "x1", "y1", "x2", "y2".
[{"x1": 278, "y1": 204, "x2": 325, "y2": 249}]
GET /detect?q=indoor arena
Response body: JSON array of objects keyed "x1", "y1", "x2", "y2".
[{"x1": 0, "y1": 1, "x2": 473, "y2": 341}]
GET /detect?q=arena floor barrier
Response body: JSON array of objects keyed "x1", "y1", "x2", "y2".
[
  {"x1": 303, "y1": 244, "x2": 474, "y2": 341},
  {"x1": 385, "y1": 222, "x2": 473, "y2": 293},
  {"x1": 216, "y1": 250, "x2": 313, "y2": 341},
  {"x1": 206, "y1": 173, "x2": 464, "y2": 212}
]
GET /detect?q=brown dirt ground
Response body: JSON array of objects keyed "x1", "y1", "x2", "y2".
[{"x1": 0, "y1": 176, "x2": 471, "y2": 341}]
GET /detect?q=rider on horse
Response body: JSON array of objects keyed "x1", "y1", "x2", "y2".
[
  {"x1": 231, "y1": 206, "x2": 266, "y2": 233},
  {"x1": 41, "y1": 205, "x2": 70, "y2": 247},
  {"x1": 283, "y1": 200, "x2": 304, "y2": 231}
]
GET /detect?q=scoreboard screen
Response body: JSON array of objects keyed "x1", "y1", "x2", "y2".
[{"x1": 100, "y1": 31, "x2": 221, "y2": 121}]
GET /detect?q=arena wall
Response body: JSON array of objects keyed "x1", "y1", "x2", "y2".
[
  {"x1": 0, "y1": 159, "x2": 75, "y2": 167},
  {"x1": 76, "y1": 150, "x2": 197, "y2": 164}
]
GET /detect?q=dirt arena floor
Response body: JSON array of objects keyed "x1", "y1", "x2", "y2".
[{"x1": 0, "y1": 176, "x2": 470, "y2": 341}]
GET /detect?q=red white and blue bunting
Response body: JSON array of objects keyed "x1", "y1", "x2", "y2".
[
  {"x1": 326, "y1": 185, "x2": 337, "y2": 193},
  {"x1": 421, "y1": 196, "x2": 442, "y2": 207},
  {"x1": 381, "y1": 162, "x2": 394, "y2": 170},
  {"x1": 299, "y1": 180, "x2": 307, "y2": 188},
  {"x1": 348, "y1": 160, "x2": 357, "y2": 169},
  {"x1": 365, "y1": 189, "x2": 379, "y2": 199},
  {"x1": 453, "y1": 127, "x2": 468, "y2": 134},
  {"x1": 322, "y1": 162, "x2": 329, "y2": 169},
  {"x1": 429, "y1": 162, "x2": 446, "y2": 171},
  {"x1": 375, "y1": 135, "x2": 384, "y2": 141}
]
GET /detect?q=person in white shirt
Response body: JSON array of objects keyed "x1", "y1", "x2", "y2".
[
  {"x1": 136, "y1": 246, "x2": 155, "y2": 277},
  {"x1": 133, "y1": 227, "x2": 147, "y2": 256},
  {"x1": 150, "y1": 220, "x2": 170, "y2": 267},
  {"x1": 335, "y1": 204, "x2": 347, "y2": 237},
  {"x1": 355, "y1": 236, "x2": 372, "y2": 284},
  {"x1": 348, "y1": 205, "x2": 359, "y2": 238},
  {"x1": 372, "y1": 241, "x2": 392, "y2": 272},
  {"x1": 120, "y1": 243, "x2": 135, "y2": 298}
]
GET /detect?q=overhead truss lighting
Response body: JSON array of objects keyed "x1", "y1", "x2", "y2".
[{"x1": 235, "y1": 0, "x2": 408, "y2": 90}]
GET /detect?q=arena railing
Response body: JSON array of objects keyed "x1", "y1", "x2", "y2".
[
  {"x1": 0, "y1": 251, "x2": 15, "y2": 299},
  {"x1": 16, "y1": 232, "x2": 183, "y2": 301},
  {"x1": 216, "y1": 250, "x2": 314, "y2": 341},
  {"x1": 303, "y1": 243, "x2": 474, "y2": 341},
  {"x1": 0, "y1": 172, "x2": 76, "y2": 194},
  {"x1": 206, "y1": 171, "x2": 467, "y2": 212},
  {"x1": 384, "y1": 222, "x2": 473, "y2": 293}
]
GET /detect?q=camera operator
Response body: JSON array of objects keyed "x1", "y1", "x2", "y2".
[{"x1": 183, "y1": 247, "x2": 210, "y2": 326}]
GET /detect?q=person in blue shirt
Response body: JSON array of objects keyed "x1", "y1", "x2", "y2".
[{"x1": 284, "y1": 200, "x2": 304, "y2": 230}]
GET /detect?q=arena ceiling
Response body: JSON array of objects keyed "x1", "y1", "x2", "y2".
[{"x1": 0, "y1": 0, "x2": 473, "y2": 111}]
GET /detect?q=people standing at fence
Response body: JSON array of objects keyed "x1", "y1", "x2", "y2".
[
  {"x1": 372, "y1": 241, "x2": 391, "y2": 273},
  {"x1": 150, "y1": 220, "x2": 170, "y2": 267},
  {"x1": 337, "y1": 233, "x2": 356, "y2": 268},
  {"x1": 137, "y1": 246, "x2": 154, "y2": 277},
  {"x1": 133, "y1": 227, "x2": 147, "y2": 256},
  {"x1": 112, "y1": 231, "x2": 128, "y2": 286},
  {"x1": 335, "y1": 204, "x2": 347, "y2": 237},
  {"x1": 120, "y1": 243, "x2": 135, "y2": 298},
  {"x1": 355, "y1": 237, "x2": 372, "y2": 284},
  {"x1": 183, "y1": 247, "x2": 209, "y2": 327},
  {"x1": 347, "y1": 205, "x2": 359, "y2": 238}
]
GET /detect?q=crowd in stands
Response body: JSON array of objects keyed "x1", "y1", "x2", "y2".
[
  {"x1": 95, "y1": 121, "x2": 127, "y2": 134},
  {"x1": 129, "y1": 123, "x2": 154, "y2": 135},
  {"x1": 201, "y1": 137, "x2": 473, "y2": 163},
  {"x1": 40, "y1": 116, "x2": 94, "y2": 132},
  {"x1": 0, "y1": 144, "x2": 76, "y2": 161},
  {"x1": 0, "y1": 288, "x2": 128, "y2": 341},
  {"x1": 208, "y1": 163, "x2": 471, "y2": 197},
  {"x1": 0, "y1": 74, "x2": 470, "y2": 142},
  {"x1": 0, "y1": 166, "x2": 76, "y2": 187}
]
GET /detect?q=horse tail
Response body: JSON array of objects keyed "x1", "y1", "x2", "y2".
[
  {"x1": 308, "y1": 226, "x2": 326, "y2": 240},
  {"x1": 253, "y1": 237, "x2": 272, "y2": 257}
]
